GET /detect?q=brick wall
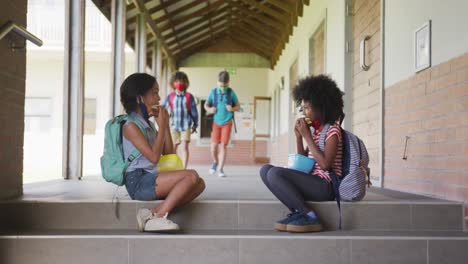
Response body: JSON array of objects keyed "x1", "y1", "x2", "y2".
[
  {"x1": 0, "y1": 0, "x2": 27, "y2": 199},
  {"x1": 351, "y1": 0, "x2": 382, "y2": 183},
  {"x1": 0, "y1": 1, "x2": 27, "y2": 199},
  {"x1": 384, "y1": 52, "x2": 468, "y2": 229},
  {"x1": 187, "y1": 139, "x2": 268, "y2": 165}
]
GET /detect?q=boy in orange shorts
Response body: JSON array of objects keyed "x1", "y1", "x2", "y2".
[{"x1": 204, "y1": 71, "x2": 240, "y2": 177}]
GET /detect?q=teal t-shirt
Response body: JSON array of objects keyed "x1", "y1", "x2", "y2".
[{"x1": 207, "y1": 87, "x2": 239, "y2": 126}]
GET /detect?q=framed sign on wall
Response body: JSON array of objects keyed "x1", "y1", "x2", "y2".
[{"x1": 414, "y1": 20, "x2": 432, "y2": 72}]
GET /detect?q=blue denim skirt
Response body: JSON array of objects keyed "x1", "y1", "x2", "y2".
[{"x1": 125, "y1": 169, "x2": 158, "y2": 200}]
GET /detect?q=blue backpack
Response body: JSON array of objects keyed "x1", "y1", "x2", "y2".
[
  {"x1": 209, "y1": 87, "x2": 237, "y2": 133},
  {"x1": 318, "y1": 124, "x2": 371, "y2": 229}
]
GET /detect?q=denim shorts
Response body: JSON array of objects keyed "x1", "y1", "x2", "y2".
[{"x1": 125, "y1": 169, "x2": 158, "y2": 201}]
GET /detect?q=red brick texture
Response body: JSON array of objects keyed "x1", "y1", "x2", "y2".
[
  {"x1": 351, "y1": 0, "x2": 382, "y2": 183},
  {"x1": 187, "y1": 139, "x2": 268, "y2": 165},
  {"x1": 384, "y1": 52, "x2": 468, "y2": 229},
  {"x1": 0, "y1": 0, "x2": 27, "y2": 199}
]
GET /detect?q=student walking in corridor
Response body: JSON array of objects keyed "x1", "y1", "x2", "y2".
[
  {"x1": 204, "y1": 71, "x2": 240, "y2": 177},
  {"x1": 163, "y1": 71, "x2": 199, "y2": 169}
]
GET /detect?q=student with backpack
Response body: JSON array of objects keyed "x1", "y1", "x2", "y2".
[
  {"x1": 101, "y1": 73, "x2": 205, "y2": 232},
  {"x1": 163, "y1": 71, "x2": 199, "y2": 169},
  {"x1": 204, "y1": 71, "x2": 240, "y2": 177},
  {"x1": 260, "y1": 75, "x2": 369, "y2": 233}
]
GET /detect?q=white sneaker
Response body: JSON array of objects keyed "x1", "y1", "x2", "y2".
[
  {"x1": 144, "y1": 213, "x2": 180, "y2": 232},
  {"x1": 136, "y1": 208, "x2": 153, "y2": 232},
  {"x1": 218, "y1": 169, "x2": 226, "y2": 178}
]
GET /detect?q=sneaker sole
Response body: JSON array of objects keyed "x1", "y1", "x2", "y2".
[
  {"x1": 274, "y1": 223, "x2": 287, "y2": 232},
  {"x1": 144, "y1": 227, "x2": 180, "y2": 233},
  {"x1": 209, "y1": 169, "x2": 216, "y2": 175},
  {"x1": 137, "y1": 216, "x2": 145, "y2": 232},
  {"x1": 286, "y1": 224, "x2": 323, "y2": 233}
]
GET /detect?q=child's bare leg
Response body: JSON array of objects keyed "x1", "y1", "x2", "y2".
[
  {"x1": 152, "y1": 170, "x2": 200, "y2": 216},
  {"x1": 152, "y1": 175, "x2": 204, "y2": 213},
  {"x1": 181, "y1": 141, "x2": 190, "y2": 169},
  {"x1": 218, "y1": 143, "x2": 227, "y2": 170},
  {"x1": 177, "y1": 178, "x2": 205, "y2": 207},
  {"x1": 210, "y1": 143, "x2": 218, "y2": 164}
]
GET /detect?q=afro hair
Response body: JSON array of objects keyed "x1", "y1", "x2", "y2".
[{"x1": 292, "y1": 74, "x2": 345, "y2": 125}]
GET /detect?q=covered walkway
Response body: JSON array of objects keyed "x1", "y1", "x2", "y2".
[{"x1": 1, "y1": 0, "x2": 468, "y2": 263}]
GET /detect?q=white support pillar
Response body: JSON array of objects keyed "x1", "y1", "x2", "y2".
[
  {"x1": 152, "y1": 39, "x2": 162, "y2": 81},
  {"x1": 136, "y1": 14, "x2": 147, "y2": 73},
  {"x1": 63, "y1": 0, "x2": 85, "y2": 180},
  {"x1": 110, "y1": 0, "x2": 126, "y2": 117},
  {"x1": 165, "y1": 58, "x2": 172, "y2": 97}
]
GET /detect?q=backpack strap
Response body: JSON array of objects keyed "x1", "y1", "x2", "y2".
[
  {"x1": 185, "y1": 92, "x2": 191, "y2": 115},
  {"x1": 168, "y1": 92, "x2": 176, "y2": 111},
  {"x1": 330, "y1": 171, "x2": 342, "y2": 230},
  {"x1": 318, "y1": 124, "x2": 342, "y2": 230},
  {"x1": 212, "y1": 88, "x2": 236, "y2": 107},
  {"x1": 226, "y1": 88, "x2": 238, "y2": 133},
  {"x1": 124, "y1": 115, "x2": 150, "y2": 162},
  {"x1": 318, "y1": 124, "x2": 330, "y2": 152},
  {"x1": 212, "y1": 88, "x2": 218, "y2": 107},
  {"x1": 185, "y1": 92, "x2": 198, "y2": 127}
]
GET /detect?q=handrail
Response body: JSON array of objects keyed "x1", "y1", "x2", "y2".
[
  {"x1": 0, "y1": 20, "x2": 43, "y2": 47},
  {"x1": 359, "y1": 35, "x2": 371, "y2": 71}
]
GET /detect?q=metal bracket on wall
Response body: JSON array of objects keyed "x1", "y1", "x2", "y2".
[
  {"x1": 402, "y1": 136, "x2": 410, "y2": 160},
  {"x1": 0, "y1": 21, "x2": 43, "y2": 52},
  {"x1": 346, "y1": 2, "x2": 353, "y2": 16},
  {"x1": 360, "y1": 35, "x2": 371, "y2": 71}
]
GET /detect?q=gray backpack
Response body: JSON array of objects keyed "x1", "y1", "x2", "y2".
[{"x1": 319, "y1": 124, "x2": 371, "y2": 229}]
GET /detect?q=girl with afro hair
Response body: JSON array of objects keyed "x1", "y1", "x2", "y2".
[{"x1": 260, "y1": 74, "x2": 344, "y2": 233}]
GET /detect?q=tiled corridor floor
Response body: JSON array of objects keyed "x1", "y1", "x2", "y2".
[{"x1": 18, "y1": 165, "x2": 453, "y2": 203}]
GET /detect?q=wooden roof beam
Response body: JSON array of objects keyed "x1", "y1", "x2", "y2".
[
  {"x1": 176, "y1": 37, "x2": 225, "y2": 61},
  {"x1": 230, "y1": 28, "x2": 274, "y2": 53},
  {"x1": 161, "y1": 6, "x2": 229, "y2": 40},
  {"x1": 127, "y1": 0, "x2": 179, "y2": 20},
  {"x1": 173, "y1": 26, "x2": 227, "y2": 54},
  {"x1": 297, "y1": 0, "x2": 304, "y2": 17},
  {"x1": 131, "y1": 0, "x2": 174, "y2": 60},
  {"x1": 229, "y1": 35, "x2": 271, "y2": 60},
  {"x1": 175, "y1": 31, "x2": 227, "y2": 60},
  {"x1": 229, "y1": 0, "x2": 284, "y2": 31},
  {"x1": 231, "y1": 4, "x2": 289, "y2": 53},
  {"x1": 229, "y1": 0, "x2": 288, "y2": 48},
  {"x1": 167, "y1": 20, "x2": 228, "y2": 48},
  {"x1": 239, "y1": 0, "x2": 290, "y2": 25},
  {"x1": 152, "y1": 0, "x2": 206, "y2": 22},
  {"x1": 159, "y1": 0, "x2": 183, "y2": 53},
  {"x1": 229, "y1": 7, "x2": 281, "y2": 42},
  {"x1": 231, "y1": 26, "x2": 274, "y2": 51},
  {"x1": 159, "y1": 0, "x2": 226, "y2": 33},
  {"x1": 267, "y1": 0, "x2": 294, "y2": 14}
]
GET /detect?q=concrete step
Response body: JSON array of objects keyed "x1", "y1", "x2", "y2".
[
  {"x1": 0, "y1": 198, "x2": 464, "y2": 232},
  {"x1": 1, "y1": 230, "x2": 468, "y2": 264}
]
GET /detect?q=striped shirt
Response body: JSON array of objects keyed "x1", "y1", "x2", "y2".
[
  {"x1": 308, "y1": 125, "x2": 343, "y2": 182},
  {"x1": 163, "y1": 91, "x2": 199, "y2": 132}
]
